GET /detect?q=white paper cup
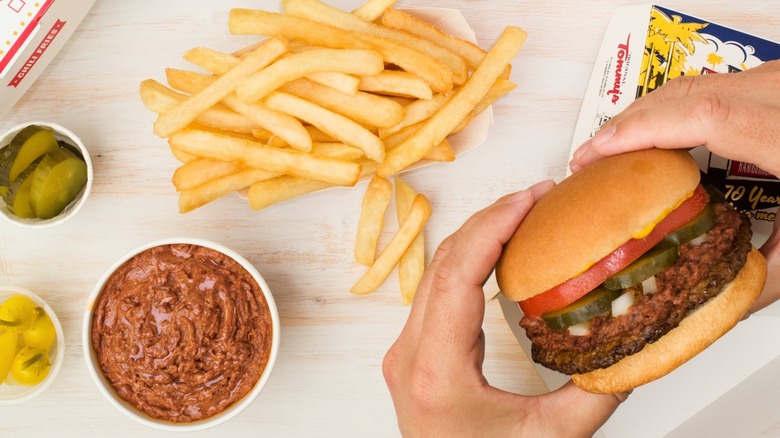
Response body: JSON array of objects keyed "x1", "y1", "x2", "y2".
[
  {"x1": 0, "y1": 285, "x2": 66, "y2": 405},
  {"x1": 83, "y1": 238, "x2": 279, "y2": 431},
  {"x1": 0, "y1": 122, "x2": 93, "y2": 228}
]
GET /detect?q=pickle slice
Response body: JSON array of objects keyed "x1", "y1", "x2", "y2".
[
  {"x1": 29, "y1": 148, "x2": 88, "y2": 219},
  {"x1": 2, "y1": 158, "x2": 43, "y2": 219},
  {"x1": 0, "y1": 126, "x2": 58, "y2": 187},
  {"x1": 663, "y1": 205, "x2": 716, "y2": 245},
  {"x1": 541, "y1": 287, "x2": 622, "y2": 332},
  {"x1": 704, "y1": 184, "x2": 726, "y2": 204},
  {"x1": 603, "y1": 243, "x2": 679, "y2": 291}
]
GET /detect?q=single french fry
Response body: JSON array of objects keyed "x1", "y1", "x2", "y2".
[
  {"x1": 378, "y1": 92, "x2": 450, "y2": 138},
  {"x1": 169, "y1": 128, "x2": 361, "y2": 186},
  {"x1": 165, "y1": 68, "x2": 312, "y2": 151},
  {"x1": 305, "y1": 71, "x2": 360, "y2": 94},
  {"x1": 351, "y1": 0, "x2": 397, "y2": 22},
  {"x1": 382, "y1": 121, "x2": 423, "y2": 150},
  {"x1": 172, "y1": 158, "x2": 239, "y2": 191},
  {"x1": 358, "y1": 70, "x2": 433, "y2": 100},
  {"x1": 140, "y1": 79, "x2": 257, "y2": 134},
  {"x1": 306, "y1": 125, "x2": 337, "y2": 142},
  {"x1": 381, "y1": 8, "x2": 486, "y2": 71},
  {"x1": 264, "y1": 91, "x2": 385, "y2": 162},
  {"x1": 357, "y1": 157, "x2": 380, "y2": 178},
  {"x1": 183, "y1": 46, "x2": 238, "y2": 75},
  {"x1": 395, "y1": 176, "x2": 424, "y2": 305},
  {"x1": 281, "y1": 77, "x2": 405, "y2": 128},
  {"x1": 384, "y1": 124, "x2": 455, "y2": 162},
  {"x1": 450, "y1": 111, "x2": 473, "y2": 135},
  {"x1": 247, "y1": 175, "x2": 331, "y2": 210},
  {"x1": 379, "y1": 26, "x2": 527, "y2": 176},
  {"x1": 424, "y1": 139, "x2": 455, "y2": 162},
  {"x1": 153, "y1": 36, "x2": 289, "y2": 137},
  {"x1": 170, "y1": 144, "x2": 198, "y2": 163},
  {"x1": 354, "y1": 176, "x2": 393, "y2": 266},
  {"x1": 252, "y1": 128, "x2": 274, "y2": 142},
  {"x1": 228, "y1": 9, "x2": 453, "y2": 93},
  {"x1": 282, "y1": 0, "x2": 468, "y2": 85},
  {"x1": 474, "y1": 78, "x2": 517, "y2": 116},
  {"x1": 384, "y1": 96, "x2": 416, "y2": 107},
  {"x1": 351, "y1": 193, "x2": 431, "y2": 295},
  {"x1": 236, "y1": 48, "x2": 384, "y2": 103},
  {"x1": 179, "y1": 167, "x2": 281, "y2": 213},
  {"x1": 309, "y1": 142, "x2": 365, "y2": 161}
]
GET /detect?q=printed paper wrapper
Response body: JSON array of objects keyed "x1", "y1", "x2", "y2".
[{"x1": 0, "y1": 0, "x2": 97, "y2": 120}]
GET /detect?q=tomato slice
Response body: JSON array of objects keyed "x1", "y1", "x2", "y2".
[{"x1": 519, "y1": 185, "x2": 710, "y2": 318}]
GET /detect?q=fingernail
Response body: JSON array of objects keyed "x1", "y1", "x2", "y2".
[
  {"x1": 528, "y1": 179, "x2": 555, "y2": 199},
  {"x1": 592, "y1": 125, "x2": 616, "y2": 147},
  {"x1": 572, "y1": 139, "x2": 592, "y2": 162},
  {"x1": 570, "y1": 141, "x2": 607, "y2": 170},
  {"x1": 502, "y1": 189, "x2": 532, "y2": 205}
]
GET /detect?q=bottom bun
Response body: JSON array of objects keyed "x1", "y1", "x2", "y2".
[{"x1": 572, "y1": 248, "x2": 767, "y2": 394}]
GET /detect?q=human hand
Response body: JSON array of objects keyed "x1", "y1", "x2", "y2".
[
  {"x1": 568, "y1": 60, "x2": 780, "y2": 312},
  {"x1": 382, "y1": 180, "x2": 627, "y2": 438}
]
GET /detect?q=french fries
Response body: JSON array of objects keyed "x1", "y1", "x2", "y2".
[
  {"x1": 140, "y1": 79, "x2": 257, "y2": 134},
  {"x1": 168, "y1": 128, "x2": 360, "y2": 186},
  {"x1": 395, "y1": 176, "x2": 425, "y2": 305},
  {"x1": 354, "y1": 176, "x2": 393, "y2": 266},
  {"x1": 351, "y1": 192, "x2": 431, "y2": 295},
  {"x1": 153, "y1": 36, "x2": 288, "y2": 137},
  {"x1": 358, "y1": 70, "x2": 433, "y2": 100},
  {"x1": 282, "y1": 0, "x2": 469, "y2": 85},
  {"x1": 264, "y1": 91, "x2": 385, "y2": 163},
  {"x1": 281, "y1": 78, "x2": 405, "y2": 129},
  {"x1": 228, "y1": 9, "x2": 454, "y2": 93},
  {"x1": 379, "y1": 26, "x2": 527, "y2": 176},
  {"x1": 236, "y1": 48, "x2": 384, "y2": 103},
  {"x1": 381, "y1": 8, "x2": 486, "y2": 71},
  {"x1": 140, "y1": 0, "x2": 524, "y2": 302}
]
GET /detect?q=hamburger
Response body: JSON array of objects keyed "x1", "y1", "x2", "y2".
[{"x1": 495, "y1": 149, "x2": 767, "y2": 394}]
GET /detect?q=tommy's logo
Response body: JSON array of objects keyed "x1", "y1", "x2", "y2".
[{"x1": 607, "y1": 34, "x2": 631, "y2": 104}]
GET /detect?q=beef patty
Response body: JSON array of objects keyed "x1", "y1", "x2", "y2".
[{"x1": 520, "y1": 202, "x2": 752, "y2": 375}]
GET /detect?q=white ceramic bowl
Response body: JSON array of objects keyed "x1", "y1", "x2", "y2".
[
  {"x1": 0, "y1": 121, "x2": 93, "y2": 228},
  {"x1": 0, "y1": 285, "x2": 66, "y2": 405},
  {"x1": 83, "y1": 238, "x2": 280, "y2": 431}
]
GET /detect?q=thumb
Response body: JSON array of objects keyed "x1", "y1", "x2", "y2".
[{"x1": 539, "y1": 381, "x2": 628, "y2": 437}]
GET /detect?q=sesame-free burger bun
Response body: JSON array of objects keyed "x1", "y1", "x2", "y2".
[{"x1": 496, "y1": 149, "x2": 700, "y2": 302}]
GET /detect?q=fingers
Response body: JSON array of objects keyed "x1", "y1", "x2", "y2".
[
  {"x1": 572, "y1": 95, "x2": 780, "y2": 175},
  {"x1": 415, "y1": 181, "x2": 553, "y2": 364},
  {"x1": 537, "y1": 381, "x2": 628, "y2": 437},
  {"x1": 607, "y1": 68, "x2": 780, "y2": 127},
  {"x1": 570, "y1": 65, "x2": 780, "y2": 174}
]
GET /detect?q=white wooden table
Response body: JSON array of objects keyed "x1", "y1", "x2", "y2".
[{"x1": 1, "y1": 0, "x2": 779, "y2": 436}]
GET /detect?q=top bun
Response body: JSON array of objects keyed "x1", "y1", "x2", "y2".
[{"x1": 496, "y1": 149, "x2": 700, "y2": 302}]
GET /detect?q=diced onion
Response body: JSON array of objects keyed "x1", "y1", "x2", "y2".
[
  {"x1": 689, "y1": 234, "x2": 710, "y2": 246},
  {"x1": 568, "y1": 320, "x2": 591, "y2": 336},
  {"x1": 611, "y1": 290, "x2": 635, "y2": 317},
  {"x1": 641, "y1": 275, "x2": 658, "y2": 294}
]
